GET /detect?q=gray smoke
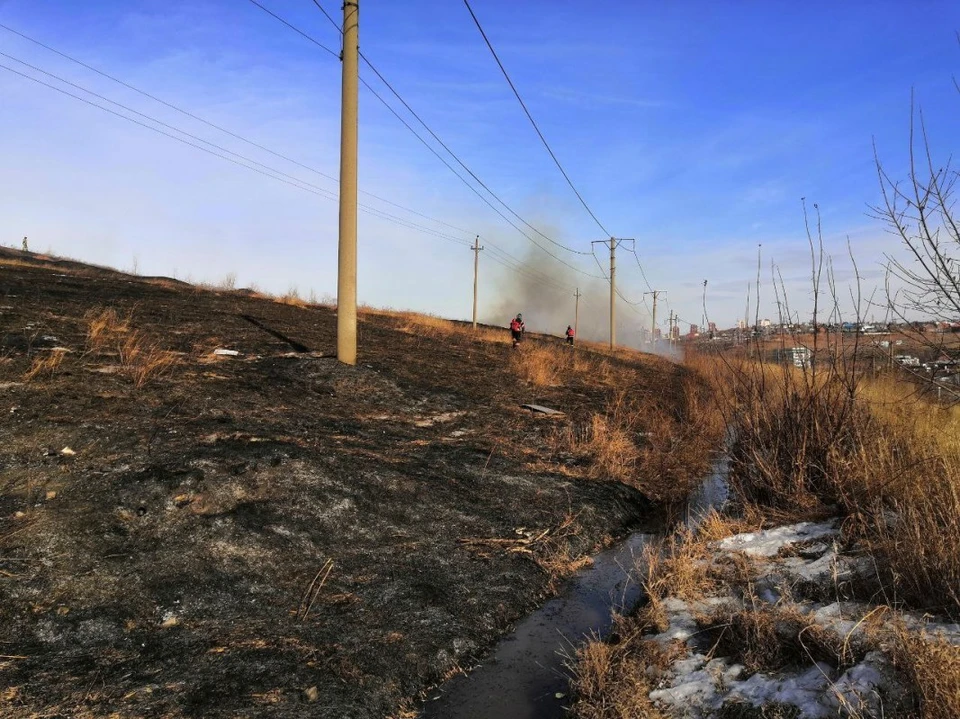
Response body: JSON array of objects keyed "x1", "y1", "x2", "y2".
[{"x1": 479, "y1": 240, "x2": 664, "y2": 352}]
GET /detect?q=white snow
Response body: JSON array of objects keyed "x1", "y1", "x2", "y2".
[{"x1": 715, "y1": 520, "x2": 839, "y2": 557}]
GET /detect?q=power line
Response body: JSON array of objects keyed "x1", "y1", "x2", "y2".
[
  {"x1": 589, "y1": 247, "x2": 647, "y2": 315},
  {"x1": 0, "y1": 22, "x2": 474, "y2": 240},
  {"x1": 358, "y1": 74, "x2": 603, "y2": 279},
  {"x1": 462, "y1": 0, "x2": 611, "y2": 237},
  {"x1": 0, "y1": 60, "x2": 475, "y2": 248},
  {"x1": 310, "y1": 0, "x2": 343, "y2": 35},
  {"x1": 244, "y1": 0, "x2": 339, "y2": 58},
  {"x1": 2, "y1": 59, "x2": 578, "y2": 294},
  {"x1": 295, "y1": 0, "x2": 594, "y2": 259},
  {"x1": 628, "y1": 247, "x2": 655, "y2": 292}
]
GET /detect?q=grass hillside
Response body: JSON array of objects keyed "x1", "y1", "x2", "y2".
[{"x1": 0, "y1": 248, "x2": 719, "y2": 718}]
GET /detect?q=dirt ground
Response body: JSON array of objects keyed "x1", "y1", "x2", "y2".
[{"x1": 0, "y1": 248, "x2": 683, "y2": 718}]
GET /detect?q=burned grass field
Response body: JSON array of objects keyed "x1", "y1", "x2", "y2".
[{"x1": 0, "y1": 249, "x2": 715, "y2": 718}]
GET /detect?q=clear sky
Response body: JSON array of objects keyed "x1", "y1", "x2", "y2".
[{"x1": 1, "y1": 0, "x2": 958, "y2": 342}]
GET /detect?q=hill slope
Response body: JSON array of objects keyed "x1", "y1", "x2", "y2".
[{"x1": 0, "y1": 249, "x2": 692, "y2": 718}]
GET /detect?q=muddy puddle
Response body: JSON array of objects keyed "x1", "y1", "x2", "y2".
[{"x1": 421, "y1": 455, "x2": 730, "y2": 719}]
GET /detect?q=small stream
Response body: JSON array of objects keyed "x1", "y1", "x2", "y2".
[{"x1": 421, "y1": 455, "x2": 730, "y2": 719}]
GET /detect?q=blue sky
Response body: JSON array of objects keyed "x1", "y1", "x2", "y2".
[{"x1": 1, "y1": 0, "x2": 958, "y2": 342}]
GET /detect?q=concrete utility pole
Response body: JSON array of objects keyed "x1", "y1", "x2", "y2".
[
  {"x1": 471, "y1": 235, "x2": 484, "y2": 330},
  {"x1": 337, "y1": 0, "x2": 359, "y2": 365},
  {"x1": 574, "y1": 287, "x2": 581, "y2": 339},
  {"x1": 668, "y1": 310, "x2": 674, "y2": 346},
  {"x1": 609, "y1": 239, "x2": 616, "y2": 349},
  {"x1": 592, "y1": 237, "x2": 635, "y2": 351},
  {"x1": 645, "y1": 290, "x2": 663, "y2": 346}
]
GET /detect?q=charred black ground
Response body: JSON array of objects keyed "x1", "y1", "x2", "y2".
[{"x1": 0, "y1": 249, "x2": 683, "y2": 718}]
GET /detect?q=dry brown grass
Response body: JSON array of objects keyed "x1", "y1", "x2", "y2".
[
  {"x1": 22, "y1": 349, "x2": 67, "y2": 382},
  {"x1": 117, "y1": 331, "x2": 181, "y2": 387},
  {"x1": 275, "y1": 288, "x2": 308, "y2": 308},
  {"x1": 459, "y1": 512, "x2": 592, "y2": 590},
  {"x1": 511, "y1": 344, "x2": 566, "y2": 386},
  {"x1": 703, "y1": 602, "x2": 852, "y2": 675},
  {"x1": 81, "y1": 309, "x2": 180, "y2": 388},
  {"x1": 693, "y1": 351, "x2": 960, "y2": 619},
  {"x1": 84, "y1": 307, "x2": 130, "y2": 353},
  {"x1": 892, "y1": 629, "x2": 960, "y2": 719},
  {"x1": 568, "y1": 633, "x2": 672, "y2": 719}
]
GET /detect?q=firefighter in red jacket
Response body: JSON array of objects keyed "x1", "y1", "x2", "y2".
[
  {"x1": 510, "y1": 313, "x2": 525, "y2": 347},
  {"x1": 565, "y1": 325, "x2": 575, "y2": 345}
]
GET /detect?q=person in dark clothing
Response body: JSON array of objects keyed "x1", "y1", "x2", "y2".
[
  {"x1": 509, "y1": 313, "x2": 525, "y2": 347},
  {"x1": 565, "y1": 325, "x2": 575, "y2": 345}
]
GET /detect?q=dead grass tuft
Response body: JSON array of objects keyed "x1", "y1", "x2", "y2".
[
  {"x1": 702, "y1": 602, "x2": 850, "y2": 675},
  {"x1": 568, "y1": 632, "x2": 672, "y2": 719},
  {"x1": 84, "y1": 307, "x2": 130, "y2": 353},
  {"x1": 892, "y1": 629, "x2": 960, "y2": 719},
  {"x1": 116, "y1": 331, "x2": 181, "y2": 387},
  {"x1": 22, "y1": 349, "x2": 67, "y2": 382},
  {"x1": 276, "y1": 288, "x2": 308, "y2": 308}
]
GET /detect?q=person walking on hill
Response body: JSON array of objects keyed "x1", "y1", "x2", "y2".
[
  {"x1": 21, "y1": 236, "x2": 28, "y2": 252},
  {"x1": 510, "y1": 313, "x2": 525, "y2": 348},
  {"x1": 565, "y1": 325, "x2": 575, "y2": 346}
]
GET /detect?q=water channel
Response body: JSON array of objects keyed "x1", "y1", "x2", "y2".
[{"x1": 420, "y1": 454, "x2": 731, "y2": 719}]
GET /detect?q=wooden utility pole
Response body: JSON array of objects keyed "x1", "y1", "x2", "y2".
[
  {"x1": 337, "y1": 0, "x2": 359, "y2": 365},
  {"x1": 592, "y1": 237, "x2": 635, "y2": 351},
  {"x1": 471, "y1": 235, "x2": 483, "y2": 329},
  {"x1": 574, "y1": 287, "x2": 581, "y2": 339},
  {"x1": 668, "y1": 310, "x2": 674, "y2": 346}
]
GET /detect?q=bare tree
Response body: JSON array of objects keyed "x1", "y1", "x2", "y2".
[{"x1": 872, "y1": 94, "x2": 960, "y2": 327}]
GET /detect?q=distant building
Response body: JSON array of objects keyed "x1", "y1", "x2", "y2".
[
  {"x1": 760, "y1": 318, "x2": 772, "y2": 328},
  {"x1": 688, "y1": 324, "x2": 698, "y2": 337},
  {"x1": 737, "y1": 319, "x2": 747, "y2": 330}
]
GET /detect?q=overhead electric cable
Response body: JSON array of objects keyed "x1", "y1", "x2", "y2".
[
  {"x1": 358, "y1": 75, "x2": 603, "y2": 279},
  {"x1": 462, "y1": 0, "x2": 612, "y2": 237},
  {"x1": 244, "y1": 0, "x2": 339, "y2": 58},
  {"x1": 0, "y1": 61, "x2": 475, "y2": 247},
  {"x1": 293, "y1": 0, "x2": 594, "y2": 259},
  {"x1": 0, "y1": 23, "x2": 473, "y2": 239}
]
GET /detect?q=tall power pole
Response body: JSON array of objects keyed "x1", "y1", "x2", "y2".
[
  {"x1": 609, "y1": 239, "x2": 616, "y2": 349},
  {"x1": 645, "y1": 290, "x2": 663, "y2": 345},
  {"x1": 337, "y1": 0, "x2": 359, "y2": 365},
  {"x1": 471, "y1": 235, "x2": 484, "y2": 329},
  {"x1": 592, "y1": 237, "x2": 635, "y2": 351},
  {"x1": 574, "y1": 287, "x2": 581, "y2": 338}
]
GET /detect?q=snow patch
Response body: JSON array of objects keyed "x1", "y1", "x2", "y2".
[{"x1": 715, "y1": 520, "x2": 839, "y2": 557}]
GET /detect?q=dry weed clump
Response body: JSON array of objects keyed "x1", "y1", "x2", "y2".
[
  {"x1": 118, "y1": 331, "x2": 181, "y2": 387},
  {"x1": 460, "y1": 512, "x2": 591, "y2": 590},
  {"x1": 699, "y1": 353, "x2": 960, "y2": 618},
  {"x1": 892, "y1": 630, "x2": 960, "y2": 719},
  {"x1": 84, "y1": 307, "x2": 130, "y2": 353},
  {"x1": 82, "y1": 309, "x2": 180, "y2": 388},
  {"x1": 510, "y1": 345, "x2": 566, "y2": 386},
  {"x1": 568, "y1": 633, "x2": 673, "y2": 719},
  {"x1": 22, "y1": 348, "x2": 68, "y2": 382},
  {"x1": 702, "y1": 602, "x2": 851, "y2": 675},
  {"x1": 275, "y1": 288, "x2": 308, "y2": 308}
]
